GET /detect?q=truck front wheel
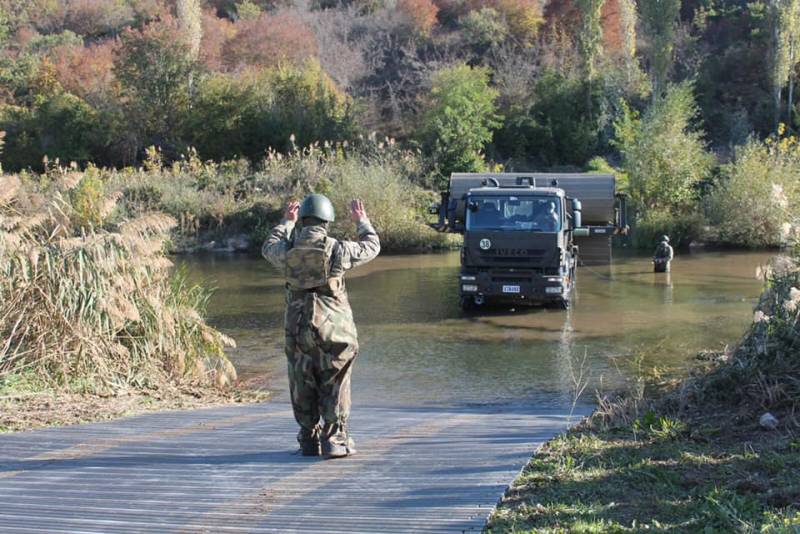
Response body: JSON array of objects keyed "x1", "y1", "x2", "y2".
[{"x1": 460, "y1": 296, "x2": 482, "y2": 310}]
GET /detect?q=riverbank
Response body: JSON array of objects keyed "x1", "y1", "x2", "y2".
[
  {"x1": 487, "y1": 391, "x2": 800, "y2": 532},
  {"x1": 488, "y1": 256, "x2": 800, "y2": 533}
]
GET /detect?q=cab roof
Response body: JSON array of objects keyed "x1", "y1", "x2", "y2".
[{"x1": 467, "y1": 186, "x2": 564, "y2": 196}]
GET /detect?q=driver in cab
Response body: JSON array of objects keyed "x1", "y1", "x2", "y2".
[{"x1": 533, "y1": 200, "x2": 559, "y2": 232}]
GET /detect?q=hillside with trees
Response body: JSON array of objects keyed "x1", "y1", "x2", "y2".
[{"x1": 1, "y1": 0, "x2": 800, "y2": 248}]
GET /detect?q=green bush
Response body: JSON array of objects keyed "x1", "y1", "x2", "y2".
[
  {"x1": 708, "y1": 133, "x2": 800, "y2": 248},
  {"x1": 493, "y1": 72, "x2": 605, "y2": 168},
  {"x1": 185, "y1": 61, "x2": 357, "y2": 161},
  {"x1": 417, "y1": 63, "x2": 501, "y2": 187},
  {"x1": 632, "y1": 208, "x2": 705, "y2": 249},
  {"x1": 614, "y1": 83, "x2": 714, "y2": 214}
]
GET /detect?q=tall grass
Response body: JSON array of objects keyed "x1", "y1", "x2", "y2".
[
  {"x1": 0, "y1": 172, "x2": 236, "y2": 394},
  {"x1": 99, "y1": 141, "x2": 457, "y2": 252}
]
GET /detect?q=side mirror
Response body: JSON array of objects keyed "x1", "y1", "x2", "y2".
[{"x1": 571, "y1": 198, "x2": 582, "y2": 229}]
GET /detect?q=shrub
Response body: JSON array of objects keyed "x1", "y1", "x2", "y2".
[
  {"x1": 492, "y1": 0, "x2": 543, "y2": 47},
  {"x1": 0, "y1": 172, "x2": 236, "y2": 392},
  {"x1": 614, "y1": 83, "x2": 714, "y2": 214},
  {"x1": 0, "y1": 83, "x2": 110, "y2": 171},
  {"x1": 417, "y1": 63, "x2": 501, "y2": 186},
  {"x1": 185, "y1": 61, "x2": 356, "y2": 160},
  {"x1": 632, "y1": 208, "x2": 705, "y2": 249},
  {"x1": 105, "y1": 142, "x2": 454, "y2": 252},
  {"x1": 460, "y1": 7, "x2": 508, "y2": 50},
  {"x1": 184, "y1": 71, "x2": 273, "y2": 161},
  {"x1": 708, "y1": 132, "x2": 800, "y2": 248},
  {"x1": 493, "y1": 71, "x2": 604, "y2": 167},
  {"x1": 62, "y1": 0, "x2": 135, "y2": 37},
  {"x1": 267, "y1": 59, "x2": 357, "y2": 152}
]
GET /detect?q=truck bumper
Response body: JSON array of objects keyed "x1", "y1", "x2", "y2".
[{"x1": 458, "y1": 270, "x2": 569, "y2": 304}]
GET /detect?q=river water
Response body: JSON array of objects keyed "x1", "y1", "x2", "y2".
[{"x1": 181, "y1": 250, "x2": 772, "y2": 411}]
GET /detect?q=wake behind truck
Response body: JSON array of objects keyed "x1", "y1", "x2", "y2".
[{"x1": 431, "y1": 173, "x2": 627, "y2": 309}]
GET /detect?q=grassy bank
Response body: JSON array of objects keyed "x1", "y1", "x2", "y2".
[
  {"x1": 35, "y1": 142, "x2": 458, "y2": 254},
  {"x1": 488, "y1": 254, "x2": 800, "y2": 533}
]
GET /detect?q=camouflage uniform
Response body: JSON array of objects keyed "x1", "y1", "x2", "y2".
[
  {"x1": 653, "y1": 240, "x2": 674, "y2": 272},
  {"x1": 262, "y1": 219, "x2": 380, "y2": 449}
]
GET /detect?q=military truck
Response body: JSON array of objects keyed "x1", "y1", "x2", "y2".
[{"x1": 431, "y1": 173, "x2": 627, "y2": 309}]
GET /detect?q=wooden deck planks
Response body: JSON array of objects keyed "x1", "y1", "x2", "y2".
[{"x1": 0, "y1": 402, "x2": 581, "y2": 533}]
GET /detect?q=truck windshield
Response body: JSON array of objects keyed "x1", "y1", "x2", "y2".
[{"x1": 466, "y1": 195, "x2": 562, "y2": 232}]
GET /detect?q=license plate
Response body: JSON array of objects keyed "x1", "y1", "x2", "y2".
[{"x1": 502, "y1": 285, "x2": 520, "y2": 294}]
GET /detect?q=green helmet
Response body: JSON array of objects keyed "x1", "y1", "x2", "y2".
[{"x1": 299, "y1": 193, "x2": 335, "y2": 222}]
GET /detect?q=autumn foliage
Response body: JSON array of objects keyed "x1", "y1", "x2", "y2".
[
  {"x1": 222, "y1": 12, "x2": 317, "y2": 71},
  {"x1": 50, "y1": 41, "x2": 118, "y2": 103},
  {"x1": 397, "y1": 0, "x2": 439, "y2": 36}
]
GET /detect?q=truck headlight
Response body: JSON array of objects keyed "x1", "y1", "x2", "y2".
[
  {"x1": 462, "y1": 284, "x2": 478, "y2": 292},
  {"x1": 545, "y1": 286, "x2": 562, "y2": 294},
  {"x1": 461, "y1": 275, "x2": 476, "y2": 281},
  {"x1": 546, "y1": 277, "x2": 563, "y2": 283}
]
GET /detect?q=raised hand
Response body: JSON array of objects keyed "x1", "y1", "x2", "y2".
[
  {"x1": 284, "y1": 200, "x2": 300, "y2": 223},
  {"x1": 350, "y1": 199, "x2": 367, "y2": 223}
]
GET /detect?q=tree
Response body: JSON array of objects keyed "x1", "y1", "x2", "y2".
[
  {"x1": 114, "y1": 19, "x2": 197, "y2": 161},
  {"x1": 770, "y1": 0, "x2": 800, "y2": 128},
  {"x1": 177, "y1": 0, "x2": 202, "y2": 62},
  {"x1": 396, "y1": 0, "x2": 439, "y2": 37},
  {"x1": 222, "y1": 12, "x2": 317, "y2": 71},
  {"x1": 614, "y1": 83, "x2": 714, "y2": 213},
  {"x1": 577, "y1": 0, "x2": 605, "y2": 80},
  {"x1": 639, "y1": 0, "x2": 680, "y2": 101},
  {"x1": 618, "y1": 0, "x2": 641, "y2": 86},
  {"x1": 417, "y1": 64, "x2": 501, "y2": 183}
]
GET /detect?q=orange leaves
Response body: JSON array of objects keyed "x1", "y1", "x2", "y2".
[
  {"x1": 397, "y1": 0, "x2": 439, "y2": 36},
  {"x1": 50, "y1": 40, "x2": 117, "y2": 103},
  {"x1": 221, "y1": 12, "x2": 317, "y2": 71},
  {"x1": 199, "y1": 9, "x2": 235, "y2": 71}
]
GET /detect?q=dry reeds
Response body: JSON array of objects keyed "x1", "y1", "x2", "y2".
[{"x1": 0, "y1": 173, "x2": 236, "y2": 393}]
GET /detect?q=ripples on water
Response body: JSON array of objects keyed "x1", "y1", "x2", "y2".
[{"x1": 180, "y1": 250, "x2": 773, "y2": 410}]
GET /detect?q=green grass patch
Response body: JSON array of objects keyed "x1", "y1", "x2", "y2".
[{"x1": 488, "y1": 422, "x2": 800, "y2": 533}]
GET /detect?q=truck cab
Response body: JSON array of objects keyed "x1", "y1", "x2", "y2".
[
  {"x1": 431, "y1": 173, "x2": 627, "y2": 310},
  {"x1": 459, "y1": 186, "x2": 577, "y2": 308}
]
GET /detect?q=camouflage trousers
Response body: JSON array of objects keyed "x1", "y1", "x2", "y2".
[{"x1": 285, "y1": 305, "x2": 358, "y2": 446}]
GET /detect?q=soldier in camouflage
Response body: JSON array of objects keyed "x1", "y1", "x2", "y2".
[
  {"x1": 653, "y1": 235, "x2": 674, "y2": 273},
  {"x1": 262, "y1": 194, "x2": 380, "y2": 458}
]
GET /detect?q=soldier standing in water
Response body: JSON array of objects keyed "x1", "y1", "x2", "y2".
[
  {"x1": 653, "y1": 235, "x2": 674, "y2": 272},
  {"x1": 262, "y1": 195, "x2": 380, "y2": 458}
]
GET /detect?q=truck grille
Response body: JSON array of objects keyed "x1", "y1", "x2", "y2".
[
  {"x1": 491, "y1": 275, "x2": 531, "y2": 283},
  {"x1": 481, "y1": 248, "x2": 545, "y2": 258}
]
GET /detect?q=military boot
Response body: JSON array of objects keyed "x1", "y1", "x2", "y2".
[
  {"x1": 322, "y1": 434, "x2": 356, "y2": 459},
  {"x1": 297, "y1": 427, "x2": 321, "y2": 457}
]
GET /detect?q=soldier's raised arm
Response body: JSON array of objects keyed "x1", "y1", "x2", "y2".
[
  {"x1": 337, "y1": 199, "x2": 380, "y2": 271},
  {"x1": 262, "y1": 201, "x2": 299, "y2": 270}
]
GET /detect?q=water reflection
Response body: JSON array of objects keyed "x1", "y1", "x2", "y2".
[{"x1": 179, "y1": 250, "x2": 772, "y2": 410}]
